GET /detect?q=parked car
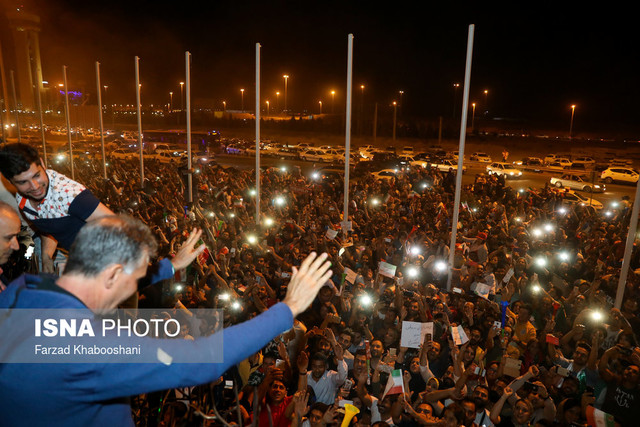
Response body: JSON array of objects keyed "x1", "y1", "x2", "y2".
[
  {"x1": 110, "y1": 149, "x2": 136, "y2": 160},
  {"x1": 370, "y1": 169, "x2": 399, "y2": 181},
  {"x1": 572, "y1": 156, "x2": 595, "y2": 166},
  {"x1": 400, "y1": 146, "x2": 415, "y2": 156},
  {"x1": 431, "y1": 159, "x2": 466, "y2": 173},
  {"x1": 514, "y1": 157, "x2": 543, "y2": 166},
  {"x1": 550, "y1": 173, "x2": 605, "y2": 193},
  {"x1": 601, "y1": 167, "x2": 639, "y2": 184},
  {"x1": 274, "y1": 146, "x2": 301, "y2": 159},
  {"x1": 556, "y1": 189, "x2": 603, "y2": 210},
  {"x1": 544, "y1": 154, "x2": 561, "y2": 164},
  {"x1": 547, "y1": 159, "x2": 572, "y2": 170},
  {"x1": 486, "y1": 162, "x2": 522, "y2": 178},
  {"x1": 300, "y1": 149, "x2": 328, "y2": 162},
  {"x1": 470, "y1": 152, "x2": 492, "y2": 162},
  {"x1": 225, "y1": 143, "x2": 246, "y2": 155}
]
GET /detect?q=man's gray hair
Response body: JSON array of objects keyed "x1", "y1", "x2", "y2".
[{"x1": 63, "y1": 215, "x2": 158, "y2": 277}]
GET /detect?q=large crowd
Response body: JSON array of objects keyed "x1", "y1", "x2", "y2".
[{"x1": 1, "y1": 143, "x2": 640, "y2": 427}]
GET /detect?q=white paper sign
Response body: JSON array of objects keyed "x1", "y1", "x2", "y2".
[
  {"x1": 451, "y1": 325, "x2": 469, "y2": 346},
  {"x1": 326, "y1": 228, "x2": 339, "y2": 240},
  {"x1": 344, "y1": 268, "x2": 358, "y2": 284},
  {"x1": 474, "y1": 283, "x2": 492, "y2": 299},
  {"x1": 401, "y1": 321, "x2": 434, "y2": 348},
  {"x1": 503, "y1": 268, "x2": 514, "y2": 284},
  {"x1": 378, "y1": 261, "x2": 397, "y2": 278}
]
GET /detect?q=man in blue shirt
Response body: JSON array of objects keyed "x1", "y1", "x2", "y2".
[{"x1": 0, "y1": 214, "x2": 332, "y2": 426}]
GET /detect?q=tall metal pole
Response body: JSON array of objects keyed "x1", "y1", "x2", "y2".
[
  {"x1": 185, "y1": 51, "x2": 192, "y2": 204},
  {"x1": 95, "y1": 62, "x2": 107, "y2": 179},
  {"x1": 34, "y1": 63, "x2": 47, "y2": 168},
  {"x1": 10, "y1": 70, "x2": 21, "y2": 143},
  {"x1": 615, "y1": 185, "x2": 640, "y2": 309},
  {"x1": 392, "y1": 102, "x2": 397, "y2": 140},
  {"x1": 447, "y1": 24, "x2": 475, "y2": 291},
  {"x1": 135, "y1": 57, "x2": 144, "y2": 189},
  {"x1": 343, "y1": 34, "x2": 354, "y2": 234},
  {"x1": 255, "y1": 43, "x2": 261, "y2": 225},
  {"x1": 62, "y1": 66, "x2": 74, "y2": 179}
]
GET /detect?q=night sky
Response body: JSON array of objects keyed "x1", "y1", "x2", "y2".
[{"x1": 2, "y1": 1, "x2": 638, "y2": 135}]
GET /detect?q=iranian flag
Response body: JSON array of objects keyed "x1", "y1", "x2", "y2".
[
  {"x1": 586, "y1": 406, "x2": 615, "y2": 427},
  {"x1": 381, "y1": 369, "x2": 404, "y2": 400}
]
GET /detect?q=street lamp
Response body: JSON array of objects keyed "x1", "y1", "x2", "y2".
[
  {"x1": 483, "y1": 89, "x2": 489, "y2": 115},
  {"x1": 276, "y1": 91, "x2": 280, "y2": 112},
  {"x1": 398, "y1": 90, "x2": 404, "y2": 116},
  {"x1": 318, "y1": 100, "x2": 322, "y2": 114},
  {"x1": 169, "y1": 91, "x2": 173, "y2": 112},
  {"x1": 283, "y1": 75, "x2": 289, "y2": 112},
  {"x1": 179, "y1": 82, "x2": 184, "y2": 111},
  {"x1": 392, "y1": 101, "x2": 397, "y2": 140},
  {"x1": 452, "y1": 83, "x2": 460, "y2": 118},
  {"x1": 471, "y1": 102, "x2": 476, "y2": 129},
  {"x1": 222, "y1": 100, "x2": 226, "y2": 112},
  {"x1": 266, "y1": 100, "x2": 270, "y2": 115},
  {"x1": 331, "y1": 90, "x2": 336, "y2": 113},
  {"x1": 569, "y1": 104, "x2": 576, "y2": 139},
  {"x1": 240, "y1": 88, "x2": 245, "y2": 112}
]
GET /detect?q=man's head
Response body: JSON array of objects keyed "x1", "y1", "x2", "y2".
[
  {"x1": 0, "y1": 143, "x2": 48, "y2": 201},
  {"x1": 62, "y1": 215, "x2": 157, "y2": 312},
  {"x1": 0, "y1": 202, "x2": 20, "y2": 264},
  {"x1": 460, "y1": 398, "x2": 476, "y2": 425},
  {"x1": 472, "y1": 384, "x2": 490, "y2": 410},
  {"x1": 310, "y1": 352, "x2": 328, "y2": 380}
]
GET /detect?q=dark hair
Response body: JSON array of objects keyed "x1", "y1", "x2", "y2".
[
  {"x1": 64, "y1": 215, "x2": 158, "y2": 277},
  {"x1": 310, "y1": 352, "x2": 328, "y2": 365},
  {"x1": 0, "y1": 143, "x2": 40, "y2": 179},
  {"x1": 310, "y1": 402, "x2": 329, "y2": 413}
]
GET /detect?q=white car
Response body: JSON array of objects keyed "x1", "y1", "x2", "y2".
[
  {"x1": 544, "y1": 154, "x2": 561, "y2": 164},
  {"x1": 359, "y1": 145, "x2": 380, "y2": 159},
  {"x1": 547, "y1": 159, "x2": 572, "y2": 170},
  {"x1": 601, "y1": 167, "x2": 639, "y2": 184},
  {"x1": 400, "y1": 146, "x2": 415, "y2": 156},
  {"x1": 301, "y1": 149, "x2": 330, "y2": 162},
  {"x1": 572, "y1": 156, "x2": 595, "y2": 166},
  {"x1": 557, "y1": 190, "x2": 603, "y2": 210},
  {"x1": 110, "y1": 149, "x2": 136, "y2": 160},
  {"x1": 431, "y1": 159, "x2": 466, "y2": 173},
  {"x1": 486, "y1": 162, "x2": 522, "y2": 178},
  {"x1": 550, "y1": 174, "x2": 605, "y2": 193},
  {"x1": 370, "y1": 169, "x2": 398, "y2": 181},
  {"x1": 145, "y1": 151, "x2": 182, "y2": 164},
  {"x1": 470, "y1": 152, "x2": 492, "y2": 162}
]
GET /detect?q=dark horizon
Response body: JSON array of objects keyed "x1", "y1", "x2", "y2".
[{"x1": 1, "y1": 1, "x2": 638, "y2": 137}]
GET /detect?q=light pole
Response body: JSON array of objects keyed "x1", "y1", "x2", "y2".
[
  {"x1": 359, "y1": 84, "x2": 365, "y2": 134},
  {"x1": 569, "y1": 104, "x2": 576, "y2": 139},
  {"x1": 452, "y1": 83, "x2": 460, "y2": 118},
  {"x1": 169, "y1": 91, "x2": 173, "y2": 112},
  {"x1": 283, "y1": 75, "x2": 289, "y2": 112},
  {"x1": 179, "y1": 82, "x2": 184, "y2": 111},
  {"x1": 392, "y1": 101, "x2": 397, "y2": 140},
  {"x1": 483, "y1": 89, "x2": 489, "y2": 115},
  {"x1": 240, "y1": 88, "x2": 245, "y2": 111},
  {"x1": 266, "y1": 100, "x2": 270, "y2": 115},
  {"x1": 471, "y1": 102, "x2": 476, "y2": 130},
  {"x1": 331, "y1": 90, "x2": 336, "y2": 113},
  {"x1": 222, "y1": 100, "x2": 226, "y2": 112},
  {"x1": 318, "y1": 100, "x2": 322, "y2": 114},
  {"x1": 276, "y1": 91, "x2": 280, "y2": 112},
  {"x1": 398, "y1": 90, "x2": 404, "y2": 117}
]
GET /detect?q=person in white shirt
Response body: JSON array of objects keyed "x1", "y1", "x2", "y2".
[{"x1": 299, "y1": 329, "x2": 348, "y2": 405}]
